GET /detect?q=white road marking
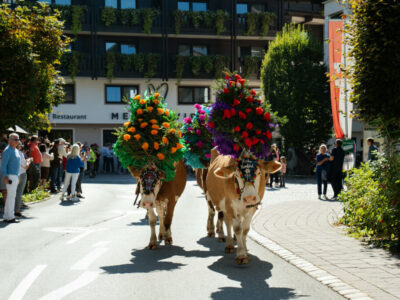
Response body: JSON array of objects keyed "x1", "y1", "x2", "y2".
[
  {"x1": 92, "y1": 241, "x2": 110, "y2": 248},
  {"x1": 8, "y1": 264, "x2": 47, "y2": 300},
  {"x1": 43, "y1": 227, "x2": 87, "y2": 234},
  {"x1": 70, "y1": 248, "x2": 109, "y2": 271},
  {"x1": 38, "y1": 271, "x2": 99, "y2": 300},
  {"x1": 67, "y1": 228, "x2": 107, "y2": 244}
]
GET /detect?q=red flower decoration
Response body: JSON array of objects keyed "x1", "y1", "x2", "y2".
[
  {"x1": 234, "y1": 144, "x2": 240, "y2": 152},
  {"x1": 244, "y1": 138, "x2": 252, "y2": 148},
  {"x1": 229, "y1": 81, "x2": 235, "y2": 86},
  {"x1": 260, "y1": 140, "x2": 265, "y2": 145},
  {"x1": 252, "y1": 137, "x2": 260, "y2": 145},
  {"x1": 238, "y1": 111, "x2": 247, "y2": 119},
  {"x1": 251, "y1": 89, "x2": 257, "y2": 96},
  {"x1": 234, "y1": 126, "x2": 240, "y2": 132},
  {"x1": 255, "y1": 129, "x2": 261, "y2": 135},
  {"x1": 239, "y1": 79, "x2": 246, "y2": 85},
  {"x1": 246, "y1": 108, "x2": 252, "y2": 114},
  {"x1": 208, "y1": 122, "x2": 215, "y2": 128},
  {"x1": 264, "y1": 112, "x2": 271, "y2": 122},
  {"x1": 242, "y1": 131, "x2": 248, "y2": 138},
  {"x1": 234, "y1": 74, "x2": 242, "y2": 80},
  {"x1": 246, "y1": 122, "x2": 253, "y2": 130},
  {"x1": 255, "y1": 107, "x2": 263, "y2": 115},
  {"x1": 266, "y1": 130, "x2": 272, "y2": 140},
  {"x1": 230, "y1": 108, "x2": 236, "y2": 116},
  {"x1": 224, "y1": 88, "x2": 230, "y2": 94},
  {"x1": 246, "y1": 96, "x2": 254, "y2": 103},
  {"x1": 225, "y1": 74, "x2": 230, "y2": 80},
  {"x1": 233, "y1": 99, "x2": 240, "y2": 106},
  {"x1": 239, "y1": 93, "x2": 244, "y2": 99},
  {"x1": 223, "y1": 109, "x2": 231, "y2": 119}
]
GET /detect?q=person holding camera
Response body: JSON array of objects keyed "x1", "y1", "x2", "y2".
[{"x1": 1, "y1": 133, "x2": 21, "y2": 223}]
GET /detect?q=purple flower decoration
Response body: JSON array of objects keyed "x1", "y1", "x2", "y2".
[
  {"x1": 199, "y1": 110, "x2": 206, "y2": 115},
  {"x1": 199, "y1": 115, "x2": 206, "y2": 121},
  {"x1": 194, "y1": 104, "x2": 201, "y2": 110},
  {"x1": 196, "y1": 129, "x2": 202, "y2": 136},
  {"x1": 187, "y1": 126, "x2": 193, "y2": 132},
  {"x1": 196, "y1": 141, "x2": 203, "y2": 148},
  {"x1": 205, "y1": 153, "x2": 211, "y2": 159}
]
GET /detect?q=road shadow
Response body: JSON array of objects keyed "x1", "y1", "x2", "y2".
[
  {"x1": 128, "y1": 217, "x2": 159, "y2": 226},
  {"x1": 59, "y1": 199, "x2": 81, "y2": 206}
]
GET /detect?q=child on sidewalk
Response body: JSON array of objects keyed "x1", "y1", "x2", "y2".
[{"x1": 280, "y1": 156, "x2": 287, "y2": 187}]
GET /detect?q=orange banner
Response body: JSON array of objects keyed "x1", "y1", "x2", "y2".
[{"x1": 329, "y1": 21, "x2": 345, "y2": 139}]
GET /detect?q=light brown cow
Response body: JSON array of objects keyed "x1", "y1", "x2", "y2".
[
  {"x1": 206, "y1": 149, "x2": 281, "y2": 264},
  {"x1": 195, "y1": 168, "x2": 224, "y2": 241},
  {"x1": 129, "y1": 160, "x2": 187, "y2": 249}
]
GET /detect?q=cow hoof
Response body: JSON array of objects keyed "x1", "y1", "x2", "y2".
[
  {"x1": 164, "y1": 238, "x2": 173, "y2": 245},
  {"x1": 148, "y1": 244, "x2": 157, "y2": 250},
  {"x1": 158, "y1": 234, "x2": 163, "y2": 241},
  {"x1": 207, "y1": 232, "x2": 216, "y2": 238},
  {"x1": 218, "y1": 237, "x2": 226, "y2": 243},
  {"x1": 225, "y1": 245, "x2": 235, "y2": 253},
  {"x1": 233, "y1": 235, "x2": 237, "y2": 242},
  {"x1": 235, "y1": 256, "x2": 249, "y2": 265}
]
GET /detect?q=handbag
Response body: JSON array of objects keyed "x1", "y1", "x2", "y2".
[{"x1": 321, "y1": 169, "x2": 328, "y2": 181}]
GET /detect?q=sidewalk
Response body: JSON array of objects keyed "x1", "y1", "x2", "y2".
[{"x1": 251, "y1": 178, "x2": 400, "y2": 300}]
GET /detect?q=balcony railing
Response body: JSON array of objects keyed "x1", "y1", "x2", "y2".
[
  {"x1": 236, "y1": 12, "x2": 278, "y2": 36},
  {"x1": 59, "y1": 51, "x2": 91, "y2": 78}
]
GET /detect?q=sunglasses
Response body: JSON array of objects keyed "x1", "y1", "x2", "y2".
[{"x1": 12, "y1": 138, "x2": 20, "y2": 141}]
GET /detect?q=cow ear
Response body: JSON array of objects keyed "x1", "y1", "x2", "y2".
[
  {"x1": 214, "y1": 167, "x2": 235, "y2": 179},
  {"x1": 128, "y1": 166, "x2": 141, "y2": 178},
  {"x1": 261, "y1": 161, "x2": 281, "y2": 174}
]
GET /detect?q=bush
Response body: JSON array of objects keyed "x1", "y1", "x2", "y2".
[
  {"x1": 339, "y1": 154, "x2": 400, "y2": 252},
  {"x1": 23, "y1": 186, "x2": 50, "y2": 203}
]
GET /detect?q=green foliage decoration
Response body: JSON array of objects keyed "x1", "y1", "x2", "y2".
[
  {"x1": 339, "y1": 153, "x2": 400, "y2": 252},
  {"x1": 259, "y1": 12, "x2": 276, "y2": 36},
  {"x1": 71, "y1": 5, "x2": 85, "y2": 36},
  {"x1": 106, "y1": 52, "x2": 116, "y2": 82},
  {"x1": 113, "y1": 93, "x2": 186, "y2": 182},
  {"x1": 191, "y1": 11, "x2": 202, "y2": 29},
  {"x1": 175, "y1": 55, "x2": 185, "y2": 85},
  {"x1": 0, "y1": 3, "x2": 70, "y2": 133},
  {"x1": 215, "y1": 10, "x2": 228, "y2": 35},
  {"x1": 246, "y1": 12, "x2": 258, "y2": 35},
  {"x1": 202, "y1": 56, "x2": 213, "y2": 74},
  {"x1": 68, "y1": 50, "x2": 80, "y2": 82},
  {"x1": 142, "y1": 8, "x2": 159, "y2": 35},
  {"x1": 202, "y1": 11, "x2": 214, "y2": 28},
  {"x1": 173, "y1": 10, "x2": 184, "y2": 34},
  {"x1": 191, "y1": 56, "x2": 202, "y2": 75},
  {"x1": 101, "y1": 7, "x2": 117, "y2": 27},
  {"x1": 343, "y1": 0, "x2": 400, "y2": 151},
  {"x1": 145, "y1": 53, "x2": 160, "y2": 79},
  {"x1": 134, "y1": 53, "x2": 145, "y2": 72},
  {"x1": 261, "y1": 25, "x2": 332, "y2": 161},
  {"x1": 214, "y1": 55, "x2": 229, "y2": 78},
  {"x1": 243, "y1": 56, "x2": 262, "y2": 77}
]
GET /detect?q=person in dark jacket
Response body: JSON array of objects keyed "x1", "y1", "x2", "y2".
[
  {"x1": 329, "y1": 139, "x2": 345, "y2": 200},
  {"x1": 49, "y1": 140, "x2": 61, "y2": 193},
  {"x1": 367, "y1": 137, "x2": 378, "y2": 161},
  {"x1": 316, "y1": 144, "x2": 330, "y2": 200}
]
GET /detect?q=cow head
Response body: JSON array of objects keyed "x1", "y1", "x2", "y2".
[
  {"x1": 214, "y1": 154, "x2": 281, "y2": 207},
  {"x1": 129, "y1": 165, "x2": 165, "y2": 209}
]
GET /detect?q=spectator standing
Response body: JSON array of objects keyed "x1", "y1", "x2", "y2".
[
  {"x1": 70, "y1": 142, "x2": 86, "y2": 198},
  {"x1": 0, "y1": 141, "x2": 8, "y2": 205},
  {"x1": 279, "y1": 156, "x2": 287, "y2": 187},
  {"x1": 269, "y1": 144, "x2": 280, "y2": 188},
  {"x1": 1, "y1": 133, "x2": 21, "y2": 223},
  {"x1": 28, "y1": 136, "x2": 43, "y2": 177},
  {"x1": 60, "y1": 144, "x2": 84, "y2": 201},
  {"x1": 93, "y1": 144, "x2": 101, "y2": 175},
  {"x1": 316, "y1": 144, "x2": 330, "y2": 200},
  {"x1": 87, "y1": 144, "x2": 96, "y2": 178},
  {"x1": 58, "y1": 138, "x2": 68, "y2": 187},
  {"x1": 329, "y1": 139, "x2": 345, "y2": 200},
  {"x1": 15, "y1": 143, "x2": 31, "y2": 217},
  {"x1": 49, "y1": 140, "x2": 61, "y2": 193},
  {"x1": 367, "y1": 137, "x2": 378, "y2": 161},
  {"x1": 40, "y1": 143, "x2": 54, "y2": 187},
  {"x1": 101, "y1": 145, "x2": 109, "y2": 173}
]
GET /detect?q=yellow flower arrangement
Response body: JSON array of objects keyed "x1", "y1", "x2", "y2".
[
  {"x1": 124, "y1": 121, "x2": 130, "y2": 127},
  {"x1": 171, "y1": 147, "x2": 177, "y2": 154},
  {"x1": 139, "y1": 99, "x2": 147, "y2": 105},
  {"x1": 157, "y1": 108, "x2": 164, "y2": 115},
  {"x1": 134, "y1": 95, "x2": 141, "y2": 100},
  {"x1": 154, "y1": 93, "x2": 160, "y2": 98},
  {"x1": 176, "y1": 143, "x2": 184, "y2": 149},
  {"x1": 162, "y1": 122, "x2": 170, "y2": 129},
  {"x1": 162, "y1": 137, "x2": 169, "y2": 144},
  {"x1": 164, "y1": 109, "x2": 170, "y2": 116},
  {"x1": 169, "y1": 129, "x2": 176, "y2": 134},
  {"x1": 136, "y1": 108, "x2": 143, "y2": 115},
  {"x1": 150, "y1": 119, "x2": 158, "y2": 124},
  {"x1": 154, "y1": 99, "x2": 159, "y2": 106}
]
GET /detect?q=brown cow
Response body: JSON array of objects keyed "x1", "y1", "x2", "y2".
[
  {"x1": 206, "y1": 149, "x2": 281, "y2": 264},
  {"x1": 129, "y1": 160, "x2": 187, "y2": 249},
  {"x1": 195, "y1": 168, "x2": 225, "y2": 241}
]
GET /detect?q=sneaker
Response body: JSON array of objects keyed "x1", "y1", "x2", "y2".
[
  {"x1": 323, "y1": 195, "x2": 328, "y2": 200},
  {"x1": 59, "y1": 195, "x2": 65, "y2": 201},
  {"x1": 318, "y1": 195, "x2": 322, "y2": 200}
]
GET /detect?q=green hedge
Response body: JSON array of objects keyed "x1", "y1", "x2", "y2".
[{"x1": 339, "y1": 154, "x2": 400, "y2": 252}]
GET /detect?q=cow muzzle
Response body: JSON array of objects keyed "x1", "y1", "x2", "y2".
[
  {"x1": 243, "y1": 195, "x2": 258, "y2": 205},
  {"x1": 141, "y1": 200, "x2": 154, "y2": 209}
]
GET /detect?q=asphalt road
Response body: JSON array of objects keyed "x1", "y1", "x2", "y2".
[{"x1": 0, "y1": 175, "x2": 344, "y2": 300}]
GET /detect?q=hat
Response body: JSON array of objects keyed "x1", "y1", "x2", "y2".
[{"x1": 58, "y1": 138, "x2": 66, "y2": 144}]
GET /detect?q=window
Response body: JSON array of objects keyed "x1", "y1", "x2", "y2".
[
  {"x1": 103, "y1": 130, "x2": 118, "y2": 146},
  {"x1": 105, "y1": 0, "x2": 117, "y2": 8},
  {"x1": 121, "y1": 44, "x2": 136, "y2": 54},
  {"x1": 106, "y1": 42, "x2": 118, "y2": 52},
  {"x1": 251, "y1": 4, "x2": 265, "y2": 13},
  {"x1": 178, "y1": 87, "x2": 209, "y2": 104},
  {"x1": 179, "y1": 45, "x2": 207, "y2": 56},
  {"x1": 237, "y1": 3, "x2": 248, "y2": 14},
  {"x1": 178, "y1": 45, "x2": 191, "y2": 56},
  {"x1": 177, "y1": 1, "x2": 189, "y2": 11},
  {"x1": 105, "y1": 85, "x2": 139, "y2": 104},
  {"x1": 251, "y1": 46, "x2": 264, "y2": 57},
  {"x1": 121, "y1": 0, "x2": 136, "y2": 9},
  {"x1": 55, "y1": 0, "x2": 71, "y2": 5},
  {"x1": 193, "y1": 45, "x2": 207, "y2": 56},
  {"x1": 63, "y1": 84, "x2": 75, "y2": 104},
  {"x1": 178, "y1": 1, "x2": 207, "y2": 11},
  {"x1": 192, "y1": 2, "x2": 207, "y2": 12}
]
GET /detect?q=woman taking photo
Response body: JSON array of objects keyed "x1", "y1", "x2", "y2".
[{"x1": 316, "y1": 144, "x2": 330, "y2": 200}]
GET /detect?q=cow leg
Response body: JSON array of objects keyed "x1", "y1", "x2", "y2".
[
  {"x1": 241, "y1": 210, "x2": 255, "y2": 256},
  {"x1": 224, "y1": 215, "x2": 234, "y2": 253},
  {"x1": 147, "y1": 208, "x2": 157, "y2": 250},
  {"x1": 216, "y1": 211, "x2": 225, "y2": 242},
  {"x1": 163, "y1": 196, "x2": 177, "y2": 245},
  {"x1": 206, "y1": 200, "x2": 216, "y2": 238},
  {"x1": 233, "y1": 217, "x2": 248, "y2": 264},
  {"x1": 156, "y1": 200, "x2": 166, "y2": 241}
]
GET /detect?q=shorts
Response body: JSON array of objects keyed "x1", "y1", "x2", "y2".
[{"x1": 41, "y1": 167, "x2": 50, "y2": 180}]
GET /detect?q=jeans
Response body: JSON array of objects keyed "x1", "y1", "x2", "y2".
[
  {"x1": 50, "y1": 166, "x2": 60, "y2": 191},
  {"x1": 62, "y1": 172, "x2": 80, "y2": 197},
  {"x1": 316, "y1": 169, "x2": 328, "y2": 195},
  {"x1": 15, "y1": 172, "x2": 27, "y2": 211},
  {"x1": 35, "y1": 163, "x2": 41, "y2": 177},
  {"x1": 331, "y1": 173, "x2": 343, "y2": 198},
  {"x1": 280, "y1": 173, "x2": 286, "y2": 187},
  {"x1": 4, "y1": 174, "x2": 18, "y2": 220}
]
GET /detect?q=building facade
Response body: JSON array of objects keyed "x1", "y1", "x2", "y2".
[{"x1": 14, "y1": 0, "x2": 324, "y2": 146}]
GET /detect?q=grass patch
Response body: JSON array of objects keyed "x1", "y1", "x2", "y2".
[{"x1": 22, "y1": 186, "x2": 50, "y2": 203}]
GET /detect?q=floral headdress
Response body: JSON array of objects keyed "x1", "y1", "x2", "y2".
[
  {"x1": 182, "y1": 104, "x2": 214, "y2": 169},
  {"x1": 207, "y1": 71, "x2": 277, "y2": 159},
  {"x1": 113, "y1": 92, "x2": 185, "y2": 182}
]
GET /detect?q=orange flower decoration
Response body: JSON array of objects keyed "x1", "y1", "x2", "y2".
[
  {"x1": 177, "y1": 130, "x2": 182, "y2": 138},
  {"x1": 162, "y1": 137, "x2": 169, "y2": 145},
  {"x1": 169, "y1": 129, "x2": 176, "y2": 134},
  {"x1": 140, "y1": 122, "x2": 148, "y2": 128},
  {"x1": 128, "y1": 127, "x2": 136, "y2": 133},
  {"x1": 134, "y1": 134, "x2": 141, "y2": 141},
  {"x1": 176, "y1": 143, "x2": 184, "y2": 149},
  {"x1": 154, "y1": 142, "x2": 159, "y2": 150},
  {"x1": 171, "y1": 147, "x2": 177, "y2": 154},
  {"x1": 139, "y1": 99, "x2": 147, "y2": 105},
  {"x1": 152, "y1": 124, "x2": 159, "y2": 130},
  {"x1": 142, "y1": 142, "x2": 149, "y2": 151},
  {"x1": 154, "y1": 93, "x2": 160, "y2": 98},
  {"x1": 150, "y1": 119, "x2": 158, "y2": 124},
  {"x1": 153, "y1": 99, "x2": 159, "y2": 105},
  {"x1": 123, "y1": 134, "x2": 131, "y2": 141},
  {"x1": 147, "y1": 106, "x2": 154, "y2": 113},
  {"x1": 151, "y1": 130, "x2": 158, "y2": 135},
  {"x1": 136, "y1": 109, "x2": 143, "y2": 115},
  {"x1": 124, "y1": 121, "x2": 130, "y2": 127},
  {"x1": 164, "y1": 109, "x2": 170, "y2": 116},
  {"x1": 157, "y1": 153, "x2": 165, "y2": 160},
  {"x1": 138, "y1": 118, "x2": 143, "y2": 122},
  {"x1": 162, "y1": 122, "x2": 170, "y2": 129},
  {"x1": 134, "y1": 95, "x2": 141, "y2": 100},
  {"x1": 157, "y1": 108, "x2": 164, "y2": 115}
]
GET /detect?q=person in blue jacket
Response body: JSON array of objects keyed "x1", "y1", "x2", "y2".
[
  {"x1": 60, "y1": 144, "x2": 84, "y2": 201},
  {"x1": 316, "y1": 144, "x2": 330, "y2": 200}
]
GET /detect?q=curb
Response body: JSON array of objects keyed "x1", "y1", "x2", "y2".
[{"x1": 249, "y1": 210, "x2": 374, "y2": 300}]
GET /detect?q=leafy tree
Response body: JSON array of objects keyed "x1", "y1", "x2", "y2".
[
  {"x1": 0, "y1": 3, "x2": 70, "y2": 133},
  {"x1": 344, "y1": 0, "x2": 400, "y2": 153},
  {"x1": 261, "y1": 25, "x2": 332, "y2": 173}
]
